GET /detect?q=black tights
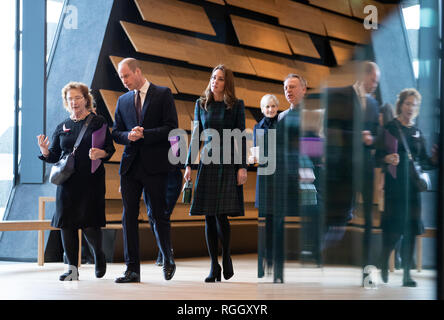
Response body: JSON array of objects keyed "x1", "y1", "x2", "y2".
[
  {"x1": 380, "y1": 231, "x2": 415, "y2": 277},
  {"x1": 60, "y1": 227, "x2": 103, "y2": 266},
  {"x1": 205, "y1": 215, "x2": 231, "y2": 267}
]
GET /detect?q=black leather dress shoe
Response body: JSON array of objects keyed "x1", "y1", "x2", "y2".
[
  {"x1": 115, "y1": 270, "x2": 140, "y2": 283},
  {"x1": 163, "y1": 262, "x2": 176, "y2": 281}
]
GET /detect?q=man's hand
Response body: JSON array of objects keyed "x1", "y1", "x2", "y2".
[{"x1": 128, "y1": 126, "x2": 144, "y2": 141}]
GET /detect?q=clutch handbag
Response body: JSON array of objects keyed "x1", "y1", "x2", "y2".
[
  {"x1": 49, "y1": 114, "x2": 93, "y2": 185},
  {"x1": 182, "y1": 179, "x2": 193, "y2": 204}
]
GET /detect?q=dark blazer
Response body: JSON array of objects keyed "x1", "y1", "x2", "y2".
[
  {"x1": 253, "y1": 115, "x2": 278, "y2": 210},
  {"x1": 112, "y1": 83, "x2": 178, "y2": 175},
  {"x1": 324, "y1": 85, "x2": 379, "y2": 225}
]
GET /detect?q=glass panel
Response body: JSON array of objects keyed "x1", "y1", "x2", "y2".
[
  {"x1": 0, "y1": 0, "x2": 17, "y2": 220},
  {"x1": 257, "y1": 0, "x2": 441, "y2": 299},
  {"x1": 46, "y1": 0, "x2": 64, "y2": 60}
]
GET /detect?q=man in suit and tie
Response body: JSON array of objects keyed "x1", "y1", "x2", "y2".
[
  {"x1": 112, "y1": 58, "x2": 178, "y2": 283},
  {"x1": 324, "y1": 61, "x2": 380, "y2": 285},
  {"x1": 278, "y1": 73, "x2": 307, "y2": 122}
]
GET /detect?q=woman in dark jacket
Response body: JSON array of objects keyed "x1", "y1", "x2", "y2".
[
  {"x1": 37, "y1": 82, "x2": 115, "y2": 281},
  {"x1": 377, "y1": 88, "x2": 438, "y2": 287},
  {"x1": 251, "y1": 94, "x2": 279, "y2": 277},
  {"x1": 184, "y1": 65, "x2": 247, "y2": 282}
]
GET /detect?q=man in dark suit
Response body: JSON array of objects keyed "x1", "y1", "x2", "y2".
[
  {"x1": 324, "y1": 61, "x2": 380, "y2": 285},
  {"x1": 112, "y1": 58, "x2": 178, "y2": 282}
]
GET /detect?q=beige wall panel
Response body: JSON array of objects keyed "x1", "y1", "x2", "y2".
[
  {"x1": 230, "y1": 15, "x2": 292, "y2": 55},
  {"x1": 135, "y1": 0, "x2": 216, "y2": 36},
  {"x1": 321, "y1": 11, "x2": 371, "y2": 44},
  {"x1": 225, "y1": 0, "x2": 280, "y2": 18},
  {"x1": 105, "y1": 163, "x2": 121, "y2": 199},
  {"x1": 243, "y1": 171, "x2": 257, "y2": 203},
  {"x1": 165, "y1": 65, "x2": 208, "y2": 96},
  {"x1": 324, "y1": 61, "x2": 358, "y2": 88},
  {"x1": 244, "y1": 108, "x2": 257, "y2": 132},
  {"x1": 276, "y1": 0, "x2": 326, "y2": 36},
  {"x1": 109, "y1": 56, "x2": 178, "y2": 94},
  {"x1": 109, "y1": 143, "x2": 124, "y2": 163},
  {"x1": 293, "y1": 61, "x2": 330, "y2": 88},
  {"x1": 175, "y1": 100, "x2": 194, "y2": 131},
  {"x1": 330, "y1": 40, "x2": 356, "y2": 66},
  {"x1": 99, "y1": 89, "x2": 123, "y2": 121},
  {"x1": 308, "y1": 0, "x2": 352, "y2": 16},
  {"x1": 284, "y1": 29, "x2": 320, "y2": 59},
  {"x1": 236, "y1": 78, "x2": 288, "y2": 111}
]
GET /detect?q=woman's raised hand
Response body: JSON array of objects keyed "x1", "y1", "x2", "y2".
[{"x1": 37, "y1": 134, "x2": 50, "y2": 157}]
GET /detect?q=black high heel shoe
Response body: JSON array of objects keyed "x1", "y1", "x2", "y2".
[
  {"x1": 95, "y1": 252, "x2": 106, "y2": 278},
  {"x1": 205, "y1": 264, "x2": 221, "y2": 282},
  {"x1": 380, "y1": 266, "x2": 388, "y2": 284},
  {"x1": 59, "y1": 265, "x2": 79, "y2": 281},
  {"x1": 403, "y1": 273, "x2": 417, "y2": 287},
  {"x1": 223, "y1": 256, "x2": 234, "y2": 280}
]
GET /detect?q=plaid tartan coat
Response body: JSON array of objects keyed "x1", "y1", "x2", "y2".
[{"x1": 185, "y1": 99, "x2": 247, "y2": 216}]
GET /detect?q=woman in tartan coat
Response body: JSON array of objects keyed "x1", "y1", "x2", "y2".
[{"x1": 184, "y1": 65, "x2": 248, "y2": 282}]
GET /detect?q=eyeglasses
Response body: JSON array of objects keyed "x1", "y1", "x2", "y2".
[
  {"x1": 403, "y1": 102, "x2": 419, "y2": 108},
  {"x1": 67, "y1": 96, "x2": 85, "y2": 102}
]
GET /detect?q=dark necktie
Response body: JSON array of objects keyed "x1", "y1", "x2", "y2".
[{"x1": 135, "y1": 90, "x2": 142, "y2": 123}]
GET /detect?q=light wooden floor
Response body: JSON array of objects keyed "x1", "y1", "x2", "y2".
[{"x1": 0, "y1": 254, "x2": 436, "y2": 300}]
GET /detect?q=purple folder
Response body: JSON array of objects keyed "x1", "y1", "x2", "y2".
[
  {"x1": 91, "y1": 124, "x2": 107, "y2": 173},
  {"x1": 169, "y1": 136, "x2": 180, "y2": 157},
  {"x1": 384, "y1": 129, "x2": 398, "y2": 178},
  {"x1": 300, "y1": 137, "x2": 324, "y2": 157}
]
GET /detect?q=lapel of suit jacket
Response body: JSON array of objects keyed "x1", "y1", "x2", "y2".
[
  {"x1": 140, "y1": 83, "x2": 155, "y2": 124},
  {"x1": 127, "y1": 91, "x2": 138, "y2": 127}
]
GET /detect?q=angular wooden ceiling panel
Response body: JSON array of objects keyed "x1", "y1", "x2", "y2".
[
  {"x1": 120, "y1": 21, "x2": 191, "y2": 62},
  {"x1": 164, "y1": 65, "x2": 209, "y2": 96},
  {"x1": 330, "y1": 41, "x2": 356, "y2": 66},
  {"x1": 276, "y1": 0, "x2": 326, "y2": 36},
  {"x1": 349, "y1": 0, "x2": 387, "y2": 20},
  {"x1": 308, "y1": 0, "x2": 352, "y2": 16},
  {"x1": 230, "y1": 15, "x2": 292, "y2": 55},
  {"x1": 321, "y1": 11, "x2": 371, "y2": 44},
  {"x1": 134, "y1": 0, "x2": 216, "y2": 36},
  {"x1": 185, "y1": 38, "x2": 257, "y2": 76},
  {"x1": 109, "y1": 56, "x2": 177, "y2": 94},
  {"x1": 284, "y1": 29, "x2": 320, "y2": 59},
  {"x1": 225, "y1": 0, "x2": 280, "y2": 18},
  {"x1": 121, "y1": 21, "x2": 256, "y2": 76},
  {"x1": 206, "y1": 0, "x2": 225, "y2": 5},
  {"x1": 246, "y1": 49, "x2": 299, "y2": 82}
]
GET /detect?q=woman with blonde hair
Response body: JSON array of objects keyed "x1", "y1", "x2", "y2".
[
  {"x1": 37, "y1": 82, "x2": 115, "y2": 281},
  {"x1": 184, "y1": 65, "x2": 247, "y2": 282}
]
